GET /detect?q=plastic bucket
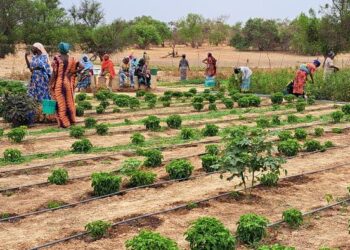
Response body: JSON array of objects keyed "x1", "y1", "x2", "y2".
[
  {"x1": 204, "y1": 77, "x2": 216, "y2": 88},
  {"x1": 150, "y1": 68, "x2": 158, "y2": 76},
  {"x1": 42, "y1": 99, "x2": 57, "y2": 115}
]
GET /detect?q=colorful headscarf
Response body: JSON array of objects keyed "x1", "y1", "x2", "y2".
[
  {"x1": 33, "y1": 42, "x2": 48, "y2": 57},
  {"x1": 81, "y1": 54, "x2": 93, "y2": 70},
  {"x1": 313, "y1": 59, "x2": 321, "y2": 68},
  {"x1": 58, "y1": 42, "x2": 70, "y2": 54}
]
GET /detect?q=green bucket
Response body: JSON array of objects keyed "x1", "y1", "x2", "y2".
[
  {"x1": 42, "y1": 99, "x2": 57, "y2": 115},
  {"x1": 150, "y1": 68, "x2": 158, "y2": 76}
]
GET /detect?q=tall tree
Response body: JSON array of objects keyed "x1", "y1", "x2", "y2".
[
  {"x1": 177, "y1": 13, "x2": 205, "y2": 48},
  {"x1": 69, "y1": 0, "x2": 103, "y2": 28}
]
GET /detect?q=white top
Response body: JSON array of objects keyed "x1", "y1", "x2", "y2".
[
  {"x1": 324, "y1": 57, "x2": 335, "y2": 75},
  {"x1": 239, "y1": 66, "x2": 252, "y2": 80}
]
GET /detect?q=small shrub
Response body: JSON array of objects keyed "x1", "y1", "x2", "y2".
[
  {"x1": 95, "y1": 105, "x2": 105, "y2": 114},
  {"x1": 189, "y1": 88, "x2": 197, "y2": 94},
  {"x1": 69, "y1": 126, "x2": 85, "y2": 138},
  {"x1": 259, "y1": 172, "x2": 279, "y2": 187},
  {"x1": 205, "y1": 144, "x2": 219, "y2": 155},
  {"x1": 304, "y1": 140, "x2": 322, "y2": 152},
  {"x1": 258, "y1": 244, "x2": 296, "y2": 250},
  {"x1": 296, "y1": 101, "x2": 306, "y2": 112},
  {"x1": 76, "y1": 105, "x2": 85, "y2": 117},
  {"x1": 314, "y1": 127, "x2": 324, "y2": 137},
  {"x1": 278, "y1": 131, "x2": 293, "y2": 141},
  {"x1": 201, "y1": 154, "x2": 219, "y2": 172},
  {"x1": 119, "y1": 158, "x2": 142, "y2": 176},
  {"x1": 193, "y1": 102, "x2": 204, "y2": 112},
  {"x1": 75, "y1": 93, "x2": 87, "y2": 102},
  {"x1": 136, "y1": 90, "x2": 146, "y2": 98},
  {"x1": 307, "y1": 95, "x2": 316, "y2": 105},
  {"x1": 284, "y1": 94, "x2": 295, "y2": 103},
  {"x1": 282, "y1": 208, "x2": 303, "y2": 228},
  {"x1": 247, "y1": 95, "x2": 261, "y2": 107},
  {"x1": 271, "y1": 92, "x2": 284, "y2": 105},
  {"x1": 287, "y1": 115, "x2": 298, "y2": 123},
  {"x1": 114, "y1": 96, "x2": 129, "y2": 107},
  {"x1": 131, "y1": 132, "x2": 145, "y2": 145},
  {"x1": 128, "y1": 170, "x2": 156, "y2": 187},
  {"x1": 173, "y1": 91, "x2": 184, "y2": 99},
  {"x1": 278, "y1": 139, "x2": 300, "y2": 156},
  {"x1": 208, "y1": 103, "x2": 217, "y2": 111},
  {"x1": 0, "y1": 128, "x2": 3, "y2": 137},
  {"x1": 166, "y1": 159, "x2": 194, "y2": 180},
  {"x1": 129, "y1": 97, "x2": 140, "y2": 109},
  {"x1": 271, "y1": 115, "x2": 281, "y2": 125},
  {"x1": 143, "y1": 149, "x2": 163, "y2": 168},
  {"x1": 180, "y1": 127, "x2": 196, "y2": 140},
  {"x1": 7, "y1": 126, "x2": 26, "y2": 143},
  {"x1": 85, "y1": 220, "x2": 111, "y2": 240},
  {"x1": 126, "y1": 230, "x2": 179, "y2": 250},
  {"x1": 144, "y1": 92, "x2": 157, "y2": 102},
  {"x1": 232, "y1": 93, "x2": 243, "y2": 102},
  {"x1": 95, "y1": 123, "x2": 109, "y2": 136},
  {"x1": 324, "y1": 140, "x2": 334, "y2": 148},
  {"x1": 112, "y1": 107, "x2": 121, "y2": 113},
  {"x1": 166, "y1": 115, "x2": 182, "y2": 129},
  {"x1": 162, "y1": 100, "x2": 171, "y2": 107},
  {"x1": 341, "y1": 104, "x2": 350, "y2": 115},
  {"x1": 94, "y1": 90, "x2": 109, "y2": 101},
  {"x1": 185, "y1": 217, "x2": 236, "y2": 250},
  {"x1": 48, "y1": 168, "x2": 69, "y2": 185},
  {"x1": 223, "y1": 98, "x2": 234, "y2": 109},
  {"x1": 332, "y1": 128, "x2": 343, "y2": 134},
  {"x1": 256, "y1": 117, "x2": 270, "y2": 128},
  {"x1": 192, "y1": 95, "x2": 204, "y2": 103},
  {"x1": 143, "y1": 116, "x2": 161, "y2": 131},
  {"x1": 77, "y1": 100, "x2": 92, "y2": 110},
  {"x1": 184, "y1": 92, "x2": 194, "y2": 98},
  {"x1": 238, "y1": 96, "x2": 250, "y2": 108},
  {"x1": 84, "y1": 117, "x2": 97, "y2": 128},
  {"x1": 331, "y1": 111, "x2": 344, "y2": 123},
  {"x1": 294, "y1": 128, "x2": 307, "y2": 140},
  {"x1": 47, "y1": 200, "x2": 64, "y2": 209},
  {"x1": 3, "y1": 149, "x2": 22, "y2": 163},
  {"x1": 236, "y1": 213, "x2": 269, "y2": 245},
  {"x1": 91, "y1": 172, "x2": 122, "y2": 196},
  {"x1": 71, "y1": 138, "x2": 93, "y2": 153},
  {"x1": 202, "y1": 124, "x2": 219, "y2": 137},
  {"x1": 207, "y1": 94, "x2": 216, "y2": 103},
  {"x1": 100, "y1": 100, "x2": 110, "y2": 109}
]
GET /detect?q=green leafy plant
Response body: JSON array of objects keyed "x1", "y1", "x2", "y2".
[
  {"x1": 278, "y1": 139, "x2": 300, "y2": 156},
  {"x1": 47, "y1": 200, "x2": 64, "y2": 209},
  {"x1": 271, "y1": 92, "x2": 284, "y2": 105},
  {"x1": 3, "y1": 148, "x2": 23, "y2": 163},
  {"x1": 114, "y1": 96, "x2": 130, "y2": 107},
  {"x1": 129, "y1": 97, "x2": 141, "y2": 109},
  {"x1": 205, "y1": 144, "x2": 219, "y2": 155},
  {"x1": 237, "y1": 96, "x2": 251, "y2": 108},
  {"x1": 304, "y1": 140, "x2": 322, "y2": 152},
  {"x1": 341, "y1": 104, "x2": 350, "y2": 115},
  {"x1": 76, "y1": 105, "x2": 85, "y2": 117},
  {"x1": 259, "y1": 171, "x2": 279, "y2": 187},
  {"x1": 314, "y1": 127, "x2": 324, "y2": 137},
  {"x1": 166, "y1": 115, "x2": 182, "y2": 129},
  {"x1": 256, "y1": 117, "x2": 270, "y2": 128},
  {"x1": 208, "y1": 103, "x2": 217, "y2": 111},
  {"x1": 180, "y1": 127, "x2": 196, "y2": 140},
  {"x1": 142, "y1": 149, "x2": 163, "y2": 168},
  {"x1": 189, "y1": 88, "x2": 197, "y2": 94},
  {"x1": 331, "y1": 111, "x2": 344, "y2": 123},
  {"x1": 282, "y1": 208, "x2": 303, "y2": 228},
  {"x1": 7, "y1": 126, "x2": 26, "y2": 143},
  {"x1": 147, "y1": 98, "x2": 157, "y2": 108},
  {"x1": 294, "y1": 128, "x2": 307, "y2": 140},
  {"x1": 84, "y1": 117, "x2": 97, "y2": 128},
  {"x1": 307, "y1": 95, "x2": 316, "y2": 105},
  {"x1": 271, "y1": 115, "x2": 281, "y2": 125},
  {"x1": 324, "y1": 141, "x2": 334, "y2": 148},
  {"x1": 202, "y1": 124, "x2": 219, "y2": 137},
  {"x1": 91, "y1": 172, "x2": 122, "y2": 196},
  {"x1": 247, "y1": 95, "x2": 261, "y2": 107},
  {"x1": 77, "y1": 100, "x2": 93, "y2": 110},
  {"x1": 278, "y1": 130, "x2": 293, "y2": 141},
  {"x1": 48, "y1": 168, "x2": 69, "y2": 185},
  {"x1": 69, "y1": 126, "x2": 85, "y2": 138},
  {"x1": 166, "y1": 159, "x2": 194, "y2": 180},
  {"x1": 100, "y1": 100, "x2": 110, "y2": 109},
  {"x1": 332, "y1": 128, "x2": 343, "y2": 134},
  {"x1": 207, "y1": 94, "x2": 216, "y2": 104},
  {"x1": 95, "y1": 123, "x2": 109, "y2": 136},
  {"x1": 236, "y1": 213, "x2": 269, "y2": 245},
  {"x1": 193, "y1": 102, "x2": 204, "y2": 112},
  {"x1": 201, "y1": 154, "x2": 219, "y2": 173},
  {"x1": 131, "y1": 132, "x2": 145, "y2": 145},
  {"x1": 136, "y1": 90, "x2": 146, "y2": 98},
  {"x1": 75, "y1": 92, "x2": 87, "y2": 102},
  {"x1": 128, "y1": 170, "x2": 156, "y2": 187},
  {"x1": 85, "y1": 220, "x2": 111, "y2": 240},
  {"x1": 162, "y1": 100, "x2": 171, "y2": 107},
  {"x1": 295, "y1": 101, "x2": 306, "y2": 112},
  {"x1": 258, "y1": 244, "x2": 295, "y2": 250},
  {"x1": 223, "y1": 98, "x2": 234, "y2": 109},
  {"x1": 143, "y1": 115, "x2": 161, "y2": 131},
  {"x1": 287, "y1": 115, "x2": 298, "y2": 123},
  {"x1": 0, "y1": 128, "x2": 4, "y2": 137},
  {"x1": 96, "y1": 105, "x2": 105, "y2": 114},
  {"x1": 118, "y1": 158, "x2": 142, "y2": 176},
  {"x1": 284, "y1": 94, "x2": 295, "y2": 103},
  {"x1": 71, "y1": 138, "x2": 93, "y2": 153},
  {"x1": 185, "y1": 217, "x2": 236, "y2": 250},
  {"x1": 126, "y1": 230, "x2": 179, "y2": 250}
]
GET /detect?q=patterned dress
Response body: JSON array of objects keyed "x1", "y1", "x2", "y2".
[
  {"x1": 293, "y1": 63, "x2": 316, "y2": 95},
  {"x1": 28, "y1": 54, "x2": 51, "y2": 102}
]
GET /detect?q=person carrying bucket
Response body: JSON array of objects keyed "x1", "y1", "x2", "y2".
[{"x1": 234, "y1": 66, "x2": 253, "y2": 92}]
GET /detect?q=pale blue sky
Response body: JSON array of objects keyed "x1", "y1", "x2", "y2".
[{"x1": 61, "y1": 0, "x2": 330, "y2": 24}]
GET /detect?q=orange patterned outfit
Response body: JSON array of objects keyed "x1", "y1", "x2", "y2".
[{"x1": 293, "y1": 63, "x2": 316, "y2": 95}]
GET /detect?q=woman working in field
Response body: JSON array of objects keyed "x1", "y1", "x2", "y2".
[
  {"x1": 202, "y1": 53, "x2": 217, "y2": 78},
  {"x1": 323, "y1": 51, "x2": 339, "y2": 80},
  {"x1": 50, "y1": 42, "x2": 84, "y2": 128},
  {"x1": 179, "y1": 54, "x2": 190, "y2": 81},
  {"x1": 234, "y1": 66, "x2": 253, "y2": 92},
  {"x1": 76, "y1": 55, "x2": 94, "y2": 92},
  {"x1": 293, "y1": 60, "x2": 321, "y2": 98},
  {"x1": 100, "y1": 54, "x2": 116, "y2": 90}
]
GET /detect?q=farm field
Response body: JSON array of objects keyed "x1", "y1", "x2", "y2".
[{"x1": 1, "y1": 84, "x2": 350, "y2": 250}]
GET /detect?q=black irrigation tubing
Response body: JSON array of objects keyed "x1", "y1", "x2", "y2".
[{"x1": 29, "y1": 160, "x2": 350, "y2": 250}]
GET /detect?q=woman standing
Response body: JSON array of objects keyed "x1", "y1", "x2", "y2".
[
  {"x1": 100, "y1": 54, "x2": 116, "y2": 89},
  {"x1": 293, "y1": 60, "x2": 321, "y2": 98},
  {"x1": 202, "y1": 53, "x2": 217, "y2": 78},
  {"x1": 179, "y1": 54, "x2": 190, "y2": 81},
  {"x1": 323, "y1": 51, "x2": 339, "y2": 80},
  {"x1": 76, "y1": 55, "x2": 94, "y2": 91},
  {"x1": 50, "y1": 42, "x2": 83, "y2": 128}
]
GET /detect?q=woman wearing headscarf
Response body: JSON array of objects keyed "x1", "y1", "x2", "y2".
[
  {"x1": 293, "y1": 60, "x2": 321, "y2": 98},
  {"x1": 179, "y1": 54, "x2": 190, "y2": 81},
  {"x1": 135, "y1": 58, "x2": 151, "y2": 88},
  {"x1": 119, "y1": 57, "x2": 130, "y2": 88},
  {"x1": 50, "y1": 42, "x2": 83, "y2": 128},
  {"x1": 323, "y1": 51, "x2": 339, "y2": 80},
  {"x1": 76, "y1": 54, "x2": 94, "y2": 91},
  {"x1": 100, "y1": 54, "x2": 116, "y2": 89},
  {"x1": 202, "y1": 53, "x2": 217, "y2": 78}
]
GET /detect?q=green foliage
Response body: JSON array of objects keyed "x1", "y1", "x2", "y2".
[
  {"x1": 236, "y1": 213, "x2": 269, "y2": 245},
  {"x1": 271, "y1": 92, "x2": 284, "y2": 104},
  {"x1": 307, "y1": 95, "x2": 316, "y2": 105},
  {"x1": 278, "y1": 131, "x2": 293, "y2": 141},
  {"x1": 282, "y1": 208, "x2": 303, "y2": 228},
  {"x1": 193, "y1": 102, "x2": 204, "y2": 112},
  {"x1": 278, "y1": 139, "x2": 300, "y2": 156},
  {"x1": 95, "y1": 90, "x2": 109, "y2": 101},
  {"x1": 47, "y1": 200, "x2": 64, "y2": 209},
  {"x1": 296, "y1": 101, "x2": 306, "y2": 112},
  {"x1": 136, "y1": 90, "x2": 146, "y2": 97},
  {"x1": 332, "y1": 128, "x2": 343, "y2": 134},
  {"x1": 144, "y1": 92, "x2": 157, "y2": 102},
  {"x1": 3, "y1": 149, "x2": 23, "y2": 163},
  {"x1": 162, "y1": 101, "x2": 171, "y2": 107},
  {"x1": 131, "y1": 132, "x2": 145, "y2": 145},
  {"x1": 208, "y1": 103, "x2": 217, "y2": 111},
  {"x1": 256, "y1": 117, "x2": 270, "y2": 128},
  {"x1": 143, "y1": 149, "x2": 163, "y2": 168},
  {"x1": 202, "y1": 124, "x2": 219, "y2": 137},
  {"x1": 128, "y1": 170, "x2": 156, "y2": 187},
  {"x1": 205, "y1": 144, "x2": 220, "y2": 156},
  {"x1": 76, "y1": 105, "x2": 85, "y2": 117},
  {"x1": 294, "y1": 128, "x2": 307, "y2": 140},
  {"x1": 201, "y1": 154, "x2": 219, "y2": 173},
  {"x1": 287, "y1": 115, "x2": 298, "y2": 123},
  {"x1": 238, "y1": 96, "x2": 250, "y2": 108},
  {"x1": 69, "y1": 126, "x2": 85, "y2": 138},
  {"x1": 0, "y1": 128, "x2": 4, "y2": 137},
  {"x1": 100, "y1": 100, "x2": 110, "y2": 109},
  {"x1": 48, "y1": 168, "x2": 69, "y2": 185},
  {"x1": 95, "y1": 123, "x2": 109, "y2": 136},
  {"x1": 126, "y1": 230, "x2": 179, "y2": 250},
  {"x1": 143, "y1": 116, "x2": 161, "y2": 131},
  {"x1": 304, "y1": 140, "x2": 322, "y2": 152},
  {"x1": 259, "y1": 171, "x2": 279, "y2": 187},
  {"x1": 189, "y1": 88, "x2": 197, "y2": 94},
  {"x1": 91, "y1": 172, "x2": 122, "y2": 196},
  {"x1": 223, "y1": 98, "x2": 234, "y2": 109},
  {"x1": 75, "y1": 93, "x2": 87, "y2": 102},
  {"x1": 166, "y1": 159, "x2": 194, "y2": 180},
  {"x1": 324, "y1": 140, "x2": 334, "y2": 148},
  {"x1": 77, "y1": 100, "x2": 92, "y2": 110},
  {"x1": 118, "y1": 158, "x2": 142, "y2": 176},
  {"x1": 166, "y1": 115, "x2": 182, "y2": 129},
  {"x1": 258, "y1": 244, "x2": 295, "y2": 250},
  {"x1": 341, "y1": 104, "x2": 350, "y2": 115},
  {"x1": 314, "y1": 127, "x2": 324, "y2": 137},
  {"x1": 331, "y1": 111, "x2": 344, "y2": 123},
  {"x1": 96, "y1": 105, "x2": 105, "y2": 114},
  {"x1": 7, "y1": 126, "x2": 26, "y2": 143},
  {"x1": 114, "y1": 96, "x2": 130, "y2": 107},
  {"x1": 128, "y1": 97, "x2": 140, "y2": 109},
  {"x1": 185, "y1": 217, "x2": 236, "y2": 250},
  {"x1": 71, "y1": 138, "x2": 93, "y2": 153},
  {"x1": 180, "y1": 127, "x2": 196, "y2": 140},
  {"x1": 84, "y1": 117, "x2": 97, "y2": 128},
  {"x1": 192, "y1": 95, "x2": 204, "y2": 103},
  {"x1": 284, "y1": 94, "x2": 295, "y2": 103},
  {"x1": 271, "y1": 115, "x2": 281, "y2": 125},
  {"x1": 207, "y1": 94, "x2": 216, "y2": 103},
  {"x1": 85, "y1": 220, "x2": 111, "y2": 240}
]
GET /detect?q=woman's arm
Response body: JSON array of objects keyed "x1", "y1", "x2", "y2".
[
  {"x1": 25, "y1": 52, "x2": 32, "y2": 72},
  {"x1": 310, "y1": 73, "x2": 314, "y2": 84}
]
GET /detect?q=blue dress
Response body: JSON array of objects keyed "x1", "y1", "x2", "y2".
[{"x1": 28, "y1": 54, "x2": 51, "y2": 102}]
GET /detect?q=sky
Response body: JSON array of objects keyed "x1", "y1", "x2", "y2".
[{"x1": 60, "y1": 0, "x2": 331, "y2": 24}]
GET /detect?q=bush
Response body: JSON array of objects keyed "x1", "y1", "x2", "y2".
[
  {"x1": 205, "y1": 144, "x2": 219, "y2": 155},
  {"x1": 284, "y1": 94, "x2": 295, "y2": 103},
  {"x1": 76, "y1": 105, "x2": 85, "y2": 117},
  {"x1": 208, "y1": 103, "x2": 217, "y2": 111},
  {"x1": 85, "y1": 220, "x2": 111, "y2": 240},
  {"x1": 119, "y1": 158, "x2": 142, "y2": 176},
  {"x1": 143, "y1": 149, "x2": 163, "y2": 168},
  {"x1": 189, "y1": 88, "x2": 197, "y2": 94},
  {"x1": 95, "y1": 123, "x2": 109, "y2": 136},
  {"x1": 247, "y1": 95, "x2": 261, "y2": 107},
  {"x1": 282, "y1": 208, "x2": 303, "y2": 228},
  {"x1": 193, "y1": 102, "x2": 204, "y2": 112},
  {"x1": 71, "y1": 138, "x2": 93, "y2": 153},
  {"x1": 47, "y1": 200, "x2": 64, "y2": 209},
  {"x1": 143, "y1": 116, "x2": 161, "y2": 131},
  {"x1": 96, "y1": 105, "x2": 105, "y2": 114},
  {"x1": 144, "y1": 92, "x2": 157, "y2": 102},
  {"x1": 296, "y1": 101, "x2": 306, "y2": 112},
  {"x1": 271, "y1": 92, "x2": 284, "y2": 104},
  {"x1": 0, "y1": 128, "x2": 3, "y2": 137},
  {"x1": 166, "y1": 115, "x2": 182, "y2": 129},
  {"x1": 258, "y1": 244, "x2": 296, "y2": 250},
  {"x1": 294, "y1": 128, "x2": 307, "y2": 140},
  {"x1": 126, "y1": 230, "x2": 179, "y2": 250},
  {"x1": 192, "y1": 95, "x2": 204, "y2": 103},
  {"x1": 259, "y1": 172, "x2": 279, "y2": 187},
  {"x1": 131, "y1": 132, "x2": 145, "y2": 145},
  {"x1": 271, "y1": 115, "x2": 281, "y2": 125},
  {"x1": 129, "y1": 97, "x2": 140, "y2": 109},
  {"x1": 128, "y1": 170, "x2": 156, "y2": 187},
  {"x1": 114, "y1": 96, "x2": 130, "y2": 107},
  {"x1": 236, "y1": 213, "x2": 269, "y2": 245},
  {"x1": 207, "y1": 94, "x2": 216, "y2": 103},
  {"x1": 75, "y1": 93, "x2": 87, "y2": 102},
  {"x1": 238, "y1": 96, "x2": 250, "y2": 108},
  {"x1": 180, "y1": 127, "x2": 196, "y2": 140},
  {"x1": 332, "y1": 128, "x2": 343, "y2": 134},
  {"x1": 69, "y1": 126, "x2": 85, "y2": 138},
  {"x1": 278, "y1": 139, "x2": 300, "y2": 156},
  {"x1": 287, "y1": 115, "x2": 298, "y2": 123},
  {"x1": 113, "y1": 107, "x2": 121, "y2": 113},
  {"x1": 94, "y1": 90, "x2": 109, "y2": 101},
  {"x1": 341, "y1": 104, "x2": 350, "y2": 115},
  {"x1": 184, "y1": 92, "x2": 194, "y2": 98},
  {"x1": 84, "y1": 117, "x2": 97, "y2": 128},
  {"x1": 256, "y1": 117, "x2": 270, "y2": 128},
  {"x1": 48, "y1": 168, "x2": 69, "y2": 185},
  {"x1": 91, "y1": 172, "x2": 122, "y2": 196},
  {"x1": 201, "y1": 154, "x2": 219, "y2": 173},
  {"x1": 77, "y1": 100, "x2": 93, "y2": 110},
  {"x1": 100, "y1": 100, "x2": 110, "y2": 109},
  {"x1": 185, "y1": 217, "x2": 236, "y2": 250},
  {"x1": 307, "y1": 95, "x2": 316, "y2": 105},
  {"x1": 162, "y1": 100, "x2": 171, "y2": 107},
  {"x1": 331, "y1": 111, "x2": 344, "y2": 123},
  {"x1": 3, "y1": 148, "x2": 22, "y2": 163},
  {"x1": 232, "y1": 92, "x2": 243, "y2": 102},
  {"x1": 314, "y1": 127, "x2": 324, "y2": 137},
  {"x1": 202, "y1": 124, "x2": 219, "y2": 137},
  {"x1": 324, "y1": 140, "x2": 334, "y2": 148},
  {"x1": 7, "y1": 126, "x2": 26, "y2": 143},
  {"x1": 166, "y1": 159, "x2": 194, "y2": 180},
  {"x1": 223, "y1": 98, "x2": 234, "y2": 109},
  {"x1": 278, "y1": 130, "x2": 293, "y2": 141},
  {"x1": 136, "y1": 90, "x2": 146, "y2": 98},
  {"x1": 304, "y1": 140, "x2": 322, "y2": 152}
]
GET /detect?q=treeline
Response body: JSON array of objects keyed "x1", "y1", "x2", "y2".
[{"x1": 1, "y1": 0, "x2": 350, "y2": 58}]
